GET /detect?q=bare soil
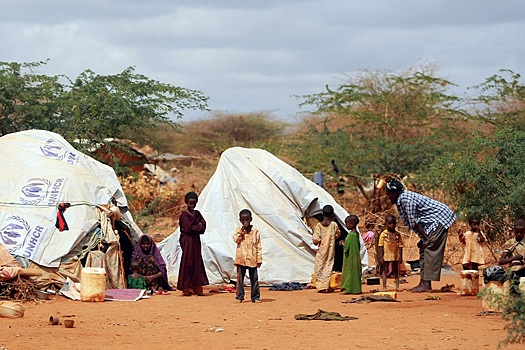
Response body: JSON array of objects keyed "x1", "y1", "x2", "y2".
[{"x1": 1, "y1": 274, "x2": 521, "y2": 350}]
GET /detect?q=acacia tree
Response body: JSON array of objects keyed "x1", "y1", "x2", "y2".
[
  {"x1": 291, "y1": 66, "x2": 471, "y2": 217},
  {"x1": 427, "y1": 70, "x2": 525, "y2": 236},
  {"x1": 0, "y1": 60, "x2": 209, "y2": 151},
  {"x1": 0, "y1": 61, "x2": 63, "y2": 135}
]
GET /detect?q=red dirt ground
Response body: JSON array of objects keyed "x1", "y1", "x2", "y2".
[{"x1": 1, "y1": 273, "x2": 521, "y2": 350}]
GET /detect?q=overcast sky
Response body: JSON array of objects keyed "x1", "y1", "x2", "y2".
[{"x1": 2, "y1": 0, "x2": 524, "y2": 123}]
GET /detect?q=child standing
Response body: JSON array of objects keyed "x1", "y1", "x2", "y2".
[
  {"x1": 312, "y1": 205, "x2": 340, "y2": 293},
  {"x1": 177, "y1": 191, "x2": 209, "y2": 296},
  {"x1": 340, "y1": 215, "x2": 362, "y2": 294},
  {"x1": 459, "y1": 217, "x2": 486, "y2": 270},
  {"x1": 127, "y1": 259, "x2": 147, "y2": 290},
  {"x1": 378, "y1": 215, "x2": 404, "y2": 292},
  {"x1": 233, "y1": 209, "x2": 263, "y2": 303},
  {"x1": 498, "y1": 218, "x2": 525, "y2": 294}
]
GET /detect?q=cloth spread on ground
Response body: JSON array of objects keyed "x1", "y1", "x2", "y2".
[
  {"x1": 294, "y1": 309, "x2": 358, "y2": 321},
  {"x1": 342, "y1": 295, "x2": 400, "y2": 303},
  {"x1": 269, "y1": 282, "x2": 307, "y2": 291},
  {"x1": 104, "y1": 288, "x2": 146, "y2": 301}
]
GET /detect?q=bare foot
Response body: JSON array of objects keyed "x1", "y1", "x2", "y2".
[
  {"x1": 410, "y1": 285, "x2": 432, "y2": 293},
  {"x1": 408, "y1": 283, "x2": 422, "y2": 292}
]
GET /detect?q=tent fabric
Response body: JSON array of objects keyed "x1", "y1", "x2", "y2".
[
  {"x1": 0, "y1": 130, "x2": 141, "y2": 269},
  {"x1": 158, "y1": 147, "x2": 368, "y2": 285}
]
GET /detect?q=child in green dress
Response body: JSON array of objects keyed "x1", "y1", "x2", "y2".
[
  {"x1": 340, "y1": 215, "x2": 362, "y2": 294},
  {"x1": 127, "y1": 259, "x2": 147, "y2": 290}
]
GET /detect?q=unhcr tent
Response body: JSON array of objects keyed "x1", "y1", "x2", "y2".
[
  {"x1": 158, "y1": 147, "x2": 368, "y2": 285},
  {"x1": 0, "y1": 130, "x2": 141, "y2": 288}
]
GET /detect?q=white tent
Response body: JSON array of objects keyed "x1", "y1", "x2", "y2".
[
  {"x1": 158, "y1": 147, "x2": 368, "y2": 285},
  {"x1": 0, "y1": 130, "x2": 141, "y2": 268}
]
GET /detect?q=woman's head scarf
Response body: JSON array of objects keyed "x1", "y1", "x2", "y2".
[{"x1": 131, "y1": 234, "x2": 171, "y2": 290}]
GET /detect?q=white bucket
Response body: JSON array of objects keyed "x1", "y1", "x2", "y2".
[
  {"x1": 80, "y1": 267, "x2": 106, "y2": 302},
  {"x1": 459, "y1": 270, "x2": 479, "y2": 296},
  {"x1": 481, "y1": 280, "x2": 509, "y2": 312}
]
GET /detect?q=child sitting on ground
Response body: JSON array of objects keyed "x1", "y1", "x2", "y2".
[
  {"x1": 340, "y1": 215, "x2": 362, "y2": 294},
  {"x1": 498, "y1": 218, "x2": 525, "y2": 294},
  {"x1": 127, "y1": 259, "x2": 147, "y2": 290},
  {"x1": 233, "y1": 209, "x2": 263, "y2": 303},
  {"x1": 378, "y1": 215, "x2": 404, "y2": 292},
  {"x1": 459, "y1": 216, "x2": 486, "y2": 271}
]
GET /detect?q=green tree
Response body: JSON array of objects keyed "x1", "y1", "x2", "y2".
[
  {"x1": 291, "y1": 66, "x2": 470, "y2": 215},
  {"x1": 427, "y1": 70, "x2": 525, "y2": 235},
  {"x1": 428, "y1": 129, "x2": 525, "y2": 235},
  {"x1": 469, "y1": 69, "x2": 525, "y2": 130},
  {"x1": 168, "y1": 112, "x2": 288, "y2": 155},
  {"x1": 0, "y1": 60, "x2": 209, "y2": 151},
  {"x1": 0, "y1": 61, "x2": 63, "y2": 135}
]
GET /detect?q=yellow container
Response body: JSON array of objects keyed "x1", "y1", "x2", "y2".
[
  {"x1": 330, "y1": 272, "x2": 342, "y2": 289},
  {"x1": 373, "y1": 291, "x2": 397, "y2": 299},
  {"x1": 459, "y1": 270, "x2": 479, "y2": 296},
  {"x1": 80, "y1": 267, "x2": 106, "y2": 302}
]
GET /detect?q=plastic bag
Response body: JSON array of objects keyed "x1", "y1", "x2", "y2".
[{"x1": 483, "y1": 265, "x2": 506, "y2": 283}]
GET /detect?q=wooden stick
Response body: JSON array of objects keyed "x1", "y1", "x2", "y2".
[{"x1": 18, "y1": 268, "x2": 42, "y2": 276}]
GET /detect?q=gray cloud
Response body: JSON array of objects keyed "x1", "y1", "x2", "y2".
[{"x1": 2, "y1": 0, "x2": 524, "y2": 121}]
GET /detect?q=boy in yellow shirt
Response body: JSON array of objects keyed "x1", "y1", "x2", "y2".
[
  {"x1": 378, "y1": 215, "x2": 404, "y2": 291},
  {"x1": 233, "y1": 209, "x2": 263, "y2": 303}
]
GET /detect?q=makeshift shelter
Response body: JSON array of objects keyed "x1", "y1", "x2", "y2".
[
  {"x1": 0, "y1": 130, "x2": 141, "y2": 289},
  {"x1": 158, "y1": 147, "x2": 368, "y2": 285}
]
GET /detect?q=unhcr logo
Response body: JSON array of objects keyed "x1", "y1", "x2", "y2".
[
  {"x1": 20, "y1": 178, "x2": 51, "y2": 205},
  {"x1": 40, "y1": 139, "x2": 78, "y2": 165},
  {"x1": 0, "y1": 215, "x2": 30, "y2": 252},
  {"x1": 20, "y1": 177, "x2": 67, "y2": 206}
]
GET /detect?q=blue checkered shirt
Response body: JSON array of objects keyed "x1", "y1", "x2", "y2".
[{"x1": 396, "y1": 190, "x2": 456, "y2": 236}]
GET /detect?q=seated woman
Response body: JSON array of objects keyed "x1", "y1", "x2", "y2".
[{"x1": 131, "y1": 235, "x2": 171, "y2": 291}]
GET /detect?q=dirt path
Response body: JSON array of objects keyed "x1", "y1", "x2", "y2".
[{"x1": 1, "y1": 274, "x2": 520, "y2": 350}]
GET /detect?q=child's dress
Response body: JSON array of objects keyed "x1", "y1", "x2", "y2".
[
  {"x1": 312, "y1": 222, "x2": 340, "y2": 291},
  {"x1": 127, "y1": 275, "x2": 147, "y2": 289},
  {"x1": 341, "y1": 229, "x2": 362, "y2": 294},
  {"x1": 461, "y1": 230, "x2": 485, "y2": 267},
  {"x1": 378, "y1": 229, "x2": 404, "y2": 275}
]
